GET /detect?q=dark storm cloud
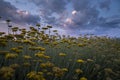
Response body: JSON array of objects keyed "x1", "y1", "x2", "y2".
[
  {"x1": 28, "y1": 0, "x2": 68, "y2": 26},
  {"x1": 29, "y1": 0, "x2": 67, "y2": 14},
  {"x1": 0, "y1": 0, "x2": 40, "y2": 25},
  {"x1": 99, "y1": 0, "x2": 111, "y2": 10},
  {"x1": 72, "y1": 0, "x2": 90, "y2": 11},
  {"x1": 99, "y1": 16, "x2": 120, "y2": 28}
]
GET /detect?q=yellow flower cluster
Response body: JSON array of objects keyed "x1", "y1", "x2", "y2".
[
  {"x1": 10, "y1": 47, "x2": 22, "y2": 54},
  {"x1": 27, "y1": 71, "x2": 45, "y2": 80},
  {"x1": 29, "y1": 47, "x2": 45, "y2": 51},
  {"x1": 59, "y1": 53, "x2": 67, "y2": 57},
  {"x1": 40, "y1": 62, "x2": 54, "y2": 68},
  {"x1": 5, "y1": 53, "x2": 18, "y2": 59},
  {"x1": 35, "y1": 52, "x2": 51, "y2": 59},
  {"x1": 77, "y1": 59, "x2": 85, "y2": 63},
  {"x1": 23, "y1": 55, "x2": 32, "y2": 60},
  {"x1": 80, "y1": 77, "x2": 87, "y2": 80},
  {"x1": 75, "y1": 69, "x2": 83, "y2": 74},
  {"x1": 52, "y1": 67, "x2": 65, "y2": 77},
  {"x1": 23, "y1": 40, "x2": 36, "y2": 45},
  {"x1": 0, "y1": 67, "x2": 15, "y2": 80},
  {"x1": 9, "y1": 63, "x2": 20, "y2": 69}
]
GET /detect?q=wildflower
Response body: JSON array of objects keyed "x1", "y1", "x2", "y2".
[
  {"x1": 15, "y1": 50, "x2": 22, "y2": 53},
  {"x1": 80, "y1": 77, "x2": 87, "y2": 80},
  {"x1": 46, "y1": 72, "x2": 53, "y2": 76},
  {"x1": 104, "y1": 68, "x2": 114, "y2": 74},
  {"x1": 75, "y1": 69, "x2": 83, "y2": 74},
  {"x1": 59, "y1": 53, "x2": 67, "y2": 57},
  {"x1": 53, "y1": 42, "x2": 58, "y2": 45},
  {"x1": 87, "y1": 59, "x2": 94, "y2": 62},
  {"x1": 27, "y1": 71, "x2": 45, "y2": 80},
  {"x1": 23, "y1": 55, "x2": 32, "y2": 60},
  {"x1": 35, "y1": 53, "x2": 45, "y2": 58},
  {"x1": 40, "y1": 63, "x2": 47, "y2": 68},
  {"x1": 77, "y1": 59, "x2": 85, "y2": 63},
  {"x1": 52, "y1": 67, "x2": 64, "y2": 77},
  {"x1": 9, "y1": 64, "x2": 20, "y2": 69},
  {"x1": 10, "y1": 47, "x2": 18, "y2": 52},
  {"x1": 5, "y1": 53, "x2": 18, "y2": 59},
  {"x1": 0, "y1": 67, "x2": 15, "y2": 80},
  {"x1": 62, "y1": 68, "x2": 68, "y2": 72},
  {"x1": 40, "y1": 62, "x2": 54, "y2": 68},
  {"x1": 44, "y1": 55, "x2": 51, "y2": 59}
]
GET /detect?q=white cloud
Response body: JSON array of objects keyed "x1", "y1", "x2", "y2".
[
  {"x1": 17, "y1": 10, "x2": 29, "y2": 16},
  {"x1": 65, "y1": 18, "x2": 73, "y2": 24},
  {"x1": 72, "y1": 10, "x2": 77, "y2": 15}
]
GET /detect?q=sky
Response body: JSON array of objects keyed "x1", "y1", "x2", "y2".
[{"x1": 0, "y1": 0, "x2": 120, "y2": 37}]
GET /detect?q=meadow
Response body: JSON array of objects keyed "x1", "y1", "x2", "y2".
[{"x1": 0, "y1": 26, "x2": 120, "y2": 80}]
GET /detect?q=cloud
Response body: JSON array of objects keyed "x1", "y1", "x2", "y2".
[
  {"x1": 1, "y1": 0, "x2": 120, "y2": 37},
  {"x1": 0, "y1": 0, "x2": 40, "y2": 25},
  {"x1": 72, "y1": 0, "x2": 90, "y2": 11},
  {"x1": 72, "y1": 10, "x2": 77, "y2": 15},
  {"x1": 99, "y1": 0, "x2": 111, "y2": 10},
  {"x1": 27, "y1": 0, "x2": 69, "y2": 27},
  {"x1": 29, "y1": 0, "x2": 67, "y2": 14},
  {"x1": 99, "y1": 15, "x2": 120, "y2": 28}
]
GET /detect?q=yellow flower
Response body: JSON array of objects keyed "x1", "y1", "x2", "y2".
[
  {"x1": 5, "y1": 53, "x2": 18, "y2": 59},
  {"x1": 35, "y1": 53, "x2": 45, "y2": 58},
  {"x1": 87, "y1": 59, "x2": 94, "y2": 62},
  {"x1": 0, "y1": 67, "x2": 15, "y2": 80},
  {"x1": 80, "y1": 77, "x2": 87, "y2": 80},
  {"x1": 62, "y1": 68, "x2": 68, "y2": 72},
  {"x1": 27, "y1": 71, "x2": 45, "y2": 80},
  {"x1": 40, "y1": 62, "x2": 54, "y2": 68},
  {"x1": 75, "y1": 69, "x2": 83, "y2": 74},
  {"x1": 15, "y1": 50, "x2": 22, "y2": 53},
  {"x1": 9, "y1": 64, "x2": 20, "y2": 69},
  {"x1": 77, "y1": 59, "x2": 85, "y2": 63},
  {"x1": 59, "y1": 53, "x2": 67, "y2": 57},
  {"x1": 78, "y1": 43, "x2": 85, "y2": 47},
  {"x1": 46, "y1": 72, "x2": 53, "y2": 76},
  {"x1": 104, "y1": 68, "x2": 113, "y2": 73},
  {"x1": 44, "y1": 55, "x2": 51, "y2": 59},
  {"x1": 52, "y1": 67, "x2": 64, "y2": 77},
  {"x1": 23, "y1": 55, "x2": 32, "y2": 59}
]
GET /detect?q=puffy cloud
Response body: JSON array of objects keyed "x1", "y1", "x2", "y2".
[
  {"x1": 72, "y1": 10, "x2": 77, "y2": 15},
  {"x1": 0, "y1": 0, "x2": 40, "y2": 25}
]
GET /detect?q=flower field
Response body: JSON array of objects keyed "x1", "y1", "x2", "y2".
[{"x1": 0, "y1": 26, "x2": 120, "y2": 80}]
